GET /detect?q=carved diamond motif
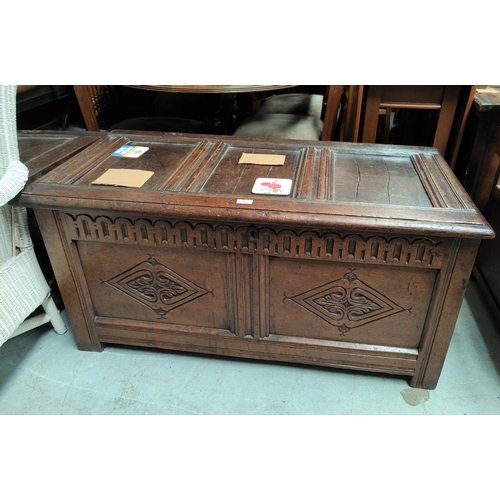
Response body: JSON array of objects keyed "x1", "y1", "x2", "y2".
[
  {"x1": 290, "y1": 271, "x2": 404, "y2": 333},
  {"x1": 104, "y1": 257, "x2": 208, "y2": 316}
]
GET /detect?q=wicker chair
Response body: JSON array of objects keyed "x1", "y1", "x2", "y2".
[{"x1": 0, "y1": 85, "x2": 66, "y2": 347}]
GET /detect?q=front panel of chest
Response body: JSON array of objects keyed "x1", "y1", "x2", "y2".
[{"x1": 63, "y1": 212, "x2": 448, "y2": 352}]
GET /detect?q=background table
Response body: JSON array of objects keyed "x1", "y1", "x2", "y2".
[
  {"x1": 126, "y1": 85, "x2": 295, "y2": 93},
  {"x1": 74, "y1": 85, "x2": 296, "y2": 134}
]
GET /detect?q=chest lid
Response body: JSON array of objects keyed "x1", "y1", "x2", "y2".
[
  {"x1": 17, "y1": 131, "x2": 494, "y2": 239},
  {"x1": 18, "y1": 130, "x2": 104, "y2": 181}
]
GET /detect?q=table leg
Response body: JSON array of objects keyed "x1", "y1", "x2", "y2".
[{"x1": 203, "y1": 94, "x2": 237, "y2": 134}]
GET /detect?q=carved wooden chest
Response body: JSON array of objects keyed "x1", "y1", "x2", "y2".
[{"x1": 17, "y1": 131, "x2": 494, "y2": 389}]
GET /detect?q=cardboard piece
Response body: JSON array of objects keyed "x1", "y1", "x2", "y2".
[
  {"x1": 91, "y1": 169, "x2": 154, "y2": 188},
  {"x1": 238, "y1": 153, "x2": 286, "y2": 166}
]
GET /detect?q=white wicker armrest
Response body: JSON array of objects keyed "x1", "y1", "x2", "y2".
[{"x1": 0, "y1": 160, "x2": 29, "y2": 206}]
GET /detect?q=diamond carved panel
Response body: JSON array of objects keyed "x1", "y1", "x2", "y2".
[
  {"x1": 289, "y1": 271, "x2": 404, "y2": 334},
  {"x1": 104, "y1": 257, "x2": 209, "y2": 317}
]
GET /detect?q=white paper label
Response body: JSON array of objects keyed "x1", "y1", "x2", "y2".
[{"x1": 251, "y1": 178, "x2": 292, "y2": 196}]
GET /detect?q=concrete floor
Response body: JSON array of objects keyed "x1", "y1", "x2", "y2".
[{"x1": 1, "y1": 280, "x2": 499, "y2": 415}]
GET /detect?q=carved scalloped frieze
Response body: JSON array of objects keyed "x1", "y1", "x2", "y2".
[{"x1": 65, "y1": 214, "x2": 445, "y2": 268}]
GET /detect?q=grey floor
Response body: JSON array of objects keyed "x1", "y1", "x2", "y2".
[{"x1": 1, "y1": 280, "x2": 499, "y2": 415}]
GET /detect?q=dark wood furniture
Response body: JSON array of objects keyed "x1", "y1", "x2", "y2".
[
  {"x1": 461, "y1": 88, "x2": 500, "y2": 214},
  {"x1": 474, "y1": 184, "x2": 500, "y2": 324},
  {"x1": 343, "y1": 85, "x2": 476, "y2": 170},
  {"x1": 472, "y1": 108, "x2": 500, "y2": 322},
  {"x1": 339, "y1": 85, "x2": 365, "y2": 143},
  {"x1": 16, "y1": 131, "x2": 494, "y2": 389},
  {"x1": 73, "y1": 86, "x2": 112, "y2": 131},
  {"x1": 16, "y1": 86, "x2": 82, "y2": 130},
  {"x1": 321, "y1": 85, "x2": 346, "y2": 141},
  {"x1": 361, "y1": 86, "x2": 459, "y2": 153}
]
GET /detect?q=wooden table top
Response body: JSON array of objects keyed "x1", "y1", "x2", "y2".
[{"x1": 126, "y1": 85, "x2": 296, "y2": 94}]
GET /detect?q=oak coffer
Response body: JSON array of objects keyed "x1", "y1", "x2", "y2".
[{"x1": 16, "y1": 131, "x2": 495, "y2": 389}]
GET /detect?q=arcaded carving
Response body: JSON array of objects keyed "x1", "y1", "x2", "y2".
[{"x1": 66, "y1": 214, "x2": 445, "y2": 268}]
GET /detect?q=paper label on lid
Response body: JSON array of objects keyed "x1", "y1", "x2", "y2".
[
  {"x1": 252, "y1": 178, "x2": 292, "y2": 195},
  {"x1": 111, "y1": 145, "x2": 149, "y2": 158}
]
